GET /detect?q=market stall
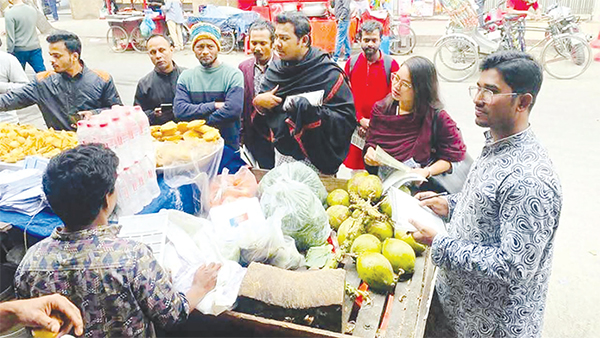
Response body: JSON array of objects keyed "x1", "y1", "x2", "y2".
[{"x1": 0, "y1": 111, "x2": 439, "y2": 337}]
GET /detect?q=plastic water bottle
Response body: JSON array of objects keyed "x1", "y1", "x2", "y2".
[
  {"x1": 110, "y1": 115, "x2": 134, "y2": 168},
  {"x1": 76, "y1": 121, "x2": 88, "y2": 144},
  {"x1": 132, "y1": 106, "x2": 154, "y2": 156},
  {"x1": 115, "y1": 171, "x2": 133, "y2": 216},
  {"x1": 123, "y1": 109, "x2": 143, "y2": 156},
  {"x1": 141, "y1": 155, "x2": 160, "y2": 199}
]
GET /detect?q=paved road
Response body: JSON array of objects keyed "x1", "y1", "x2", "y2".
[{"x1": 4, "y1": 17, "x2": 600, "y2": 337}]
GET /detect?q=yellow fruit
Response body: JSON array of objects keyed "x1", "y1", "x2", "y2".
[
  {"x1": 367, "y1": 220, "x2": 394, "y2": 241},
  {"x1": 356, "y1": 252, "x2": 395, "y2": 293},
  {"x1": 347, "y1": 171, "x2": 369, "y2": 194},
  {"x1": 358, "y1": 175, "x2": 383, "y2": 201},
  {"x1": 395, "y1": 230, "x2": 428, "y2": 255},
  {"x1": 326, "y1": 205, "x2": 350, "y2": 231},
  {"x1": 381, "y1": 238, "x2": 416, "y2": 274},
  {"x1": 380, "y1": 196, "x2": 392, "y2": 218},
  {"x1": 337, "y1": 217, "x2": 362, "y2": 245},
  {"x1": 326, "y1": 188, "x2": 350, "y2": 207},
  {"x1": 351, "y1": 234, "x2": 381, "y2": 256}
]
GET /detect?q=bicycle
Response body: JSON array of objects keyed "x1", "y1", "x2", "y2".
[
  {"x1": 106, "y1": 13, "x2": 191, "y2": 53},
  {"x1": 388, "y1": 18, "x2": 417, "y2": 55},
  {"x1": 433, "y1": 3, "x2": 592, "y2": 81}
]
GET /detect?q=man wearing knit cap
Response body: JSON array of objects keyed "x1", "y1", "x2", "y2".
[{"x1": 174, "y1": 23, "x2": 244, "y2": 150}]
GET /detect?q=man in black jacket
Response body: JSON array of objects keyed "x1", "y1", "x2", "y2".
[
  {"x1": 253, "y1": 12, "x2": 356, "y2": 175},
  {"x1": 0, "y1": 31, "x2": 122, "y2": 130},
  {"x1": 134, "y1": 34, "x2": 184, "y2": 125}
]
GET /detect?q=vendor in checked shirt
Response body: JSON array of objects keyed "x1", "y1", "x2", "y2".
[{"x1": 14, "y1": 144, "x2": 221, "y2": 337}]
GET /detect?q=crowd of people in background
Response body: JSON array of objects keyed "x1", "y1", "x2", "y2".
[{"x1": 0, "y1": 3, "x2": 563, "y2": 338}]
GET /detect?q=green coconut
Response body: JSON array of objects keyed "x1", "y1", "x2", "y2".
[
  {"x1": 350, "y1": 234, "x2": 382, "y2": 256},
  {"x1": 395, "y1": 230, "x2": 428, "y2": 255},
  {"x1": 379, "y1": 196, "x2": 393, "y2": 218},
  {"x1": 326, "y1": 189, "x2": 350, "y2": 207},
  {"x1": 381, "y1": 238, "x2": 416, "y2": 274},
  {"x1": 326, "y1": 205, "x2": 351, "y2": 231},
  {"x1": 358, "y1": 175, "x2": 383, "y2": 201},
  {"x1": 356, "y1": 252, "x2": 395, "y2": 293},
  {"x1": 346, "y1": 171, "x2": 370, "y2": 194},
  {"x1": 367, "y1": 219, "x2": 394, "y2": 242}
]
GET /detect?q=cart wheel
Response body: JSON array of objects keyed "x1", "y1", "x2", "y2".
[
  {"x1": 131, "y1": 27, "x2": 147, "y2": 53},
  {"x1": 182, "y1": 25, "x2": 191, "y2": 46},
  {"x1": 542, "y1": 33, "x2": 592, "y2": 79},
  {"x1": 433, "y1": 37, "x2": 479, "y2": 82},
  {"x1": 220, "y1": 30, "x2": 236, "y2": 54},
  {"x1": 389, "y1": 23, "x2": 416, "y2": 55},
  {"x1": 107, "y1": 26, "x2": 128, "y2": 53}
]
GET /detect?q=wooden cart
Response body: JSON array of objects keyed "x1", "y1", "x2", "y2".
[{"x1": 166, "y1": 171, "x2": 437, "y2": 338}]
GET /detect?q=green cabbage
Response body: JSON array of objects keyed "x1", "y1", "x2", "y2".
[
  {"x1": 258, "y1": 162, "x2": 328, "y2": 203},
  {"x1": 260, "y1": 178, "x2": 330, "y2": 251}
]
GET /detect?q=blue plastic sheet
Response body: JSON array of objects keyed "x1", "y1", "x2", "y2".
[{"x1": 187, "y1": 5, "x2": 260, "y2": 38}]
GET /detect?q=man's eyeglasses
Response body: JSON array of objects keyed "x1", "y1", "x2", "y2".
[
  {"x1": 392, "y1": 73, "x2": 412, "y2": 89},
  {"x1": 469, "y1": 86, "x2": 519, "y2": 104}
]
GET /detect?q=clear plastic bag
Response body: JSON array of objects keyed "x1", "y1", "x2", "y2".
[
  {"x1": 237, "y1": 211, "x2": 305, "y2": 270},
  {"x1": 209, "y1": 166, "x2": 258, "y2": 208},
  {"x1": 161, "y1": 138, "x2": 224, "y2": 215},
  {"x1": 157, "y1": 210, "x2": 246, "y2": 316},
  {"x1": 258, "y1": 162, "x2": 328, "y2": 203},
  {"x1": 260, "y1": 178, "x2": 331, "y2": 252}
]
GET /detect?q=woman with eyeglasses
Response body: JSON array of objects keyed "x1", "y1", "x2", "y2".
[{"x1": 363, "y1": 56, "x2": 467, "y2": 189}]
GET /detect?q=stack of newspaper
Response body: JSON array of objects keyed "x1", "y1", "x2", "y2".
[{"x1": 0, "y1": 169, "x2": 47, "y2": 216}]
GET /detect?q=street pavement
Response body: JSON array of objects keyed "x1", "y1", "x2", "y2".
[{"x1": 2, "y1": 13, "x2": 600, "y2": 337}]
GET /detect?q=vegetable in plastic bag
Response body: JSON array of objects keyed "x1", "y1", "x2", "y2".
[
  {"x1": 260, "y1": 179, "x2": 331, "y2": 251},
  {"x1": 258, "y1": 162, "x2": 328, "y2": 203},
  {"x1": 209, "y1": 167, "x2": 258, "y2": 208}
]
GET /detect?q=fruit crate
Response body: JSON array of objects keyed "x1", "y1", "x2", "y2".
[{"x1": 167, "y1": 169, "x2": 437, "y2": 338}]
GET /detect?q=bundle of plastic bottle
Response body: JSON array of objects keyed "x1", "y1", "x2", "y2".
[{"x1": 76, "y1": 106, "x2": 160, "y2": 215}]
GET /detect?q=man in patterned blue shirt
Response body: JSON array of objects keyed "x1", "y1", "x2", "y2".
[
  {"x1": 412, "y1": 51, "x2": 562, "y2": 337},
  {"x1": 15, "y1": 144, "x2": 221, "y2": 337}
]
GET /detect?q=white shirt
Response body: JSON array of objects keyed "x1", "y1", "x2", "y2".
[{"x1": 0, "y1": 50, "x2": 29, "y2": 123}]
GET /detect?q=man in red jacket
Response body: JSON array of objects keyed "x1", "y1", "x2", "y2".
[
  {"x1": 343, "y1": 21, "x2": 399, "y2": 171},
  {"x1": 238, "y1": 20, "x2": 275, "y2": 169}
]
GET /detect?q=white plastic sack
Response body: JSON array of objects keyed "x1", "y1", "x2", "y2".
[
  {"x1": 237, "y1": 211, "x2": 305, "y2": 269},
  {"x1": 160, "y1": 210, "x2": 246, "y2": 316}
]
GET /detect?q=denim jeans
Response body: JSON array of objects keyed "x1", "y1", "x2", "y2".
[
  {"x1": 45, "y1": 0, "x2": 59, "y2": 21},
  {"x1": 334, "y1": 19, "x2": 351, "y2": 60},
  {"x1": 12, "y1": 49, "x2": 46, "y2": 73}
]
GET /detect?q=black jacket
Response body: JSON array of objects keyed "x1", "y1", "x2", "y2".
[
  {"x1": 0, "y1": 63, "x2": 122, "y2": 130},
  {"x1": 259, "y1": 47, "x2": 356, "y2": 175},
  {"x1": 134, "y1": 63, "x2": 184, "y2": 125}
]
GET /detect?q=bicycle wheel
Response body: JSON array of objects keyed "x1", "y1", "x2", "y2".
[
  {"x1": 107, "y1": 26, "x2": 128, "y2": 53},
  {"x1": 220, "y1": 30, "x2": 236, "y2": 54},
  {"x1": 433, "y1": 37, "x2": 479, "y2": 82},
  {"x1": 130, "y1": 27, "x2": 147, "y2": 53},
  {"x1": 389, "y1": 23, "x2": 416, "y2": 55},
  {"x1": 541, "y1": 34, "x2": 592, "y2": 79},
  {"x1": 181, "y1": 25, "x2": 191, "y2": 46}
]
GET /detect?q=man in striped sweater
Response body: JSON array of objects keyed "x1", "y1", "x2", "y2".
[{"x1": 174, "y1": 24, "x2": 244, "y2": 150}]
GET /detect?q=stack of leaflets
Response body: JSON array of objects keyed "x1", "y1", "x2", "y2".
[{"x1": 0, "y1": 169, "x2": 47, "y2": 216}]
